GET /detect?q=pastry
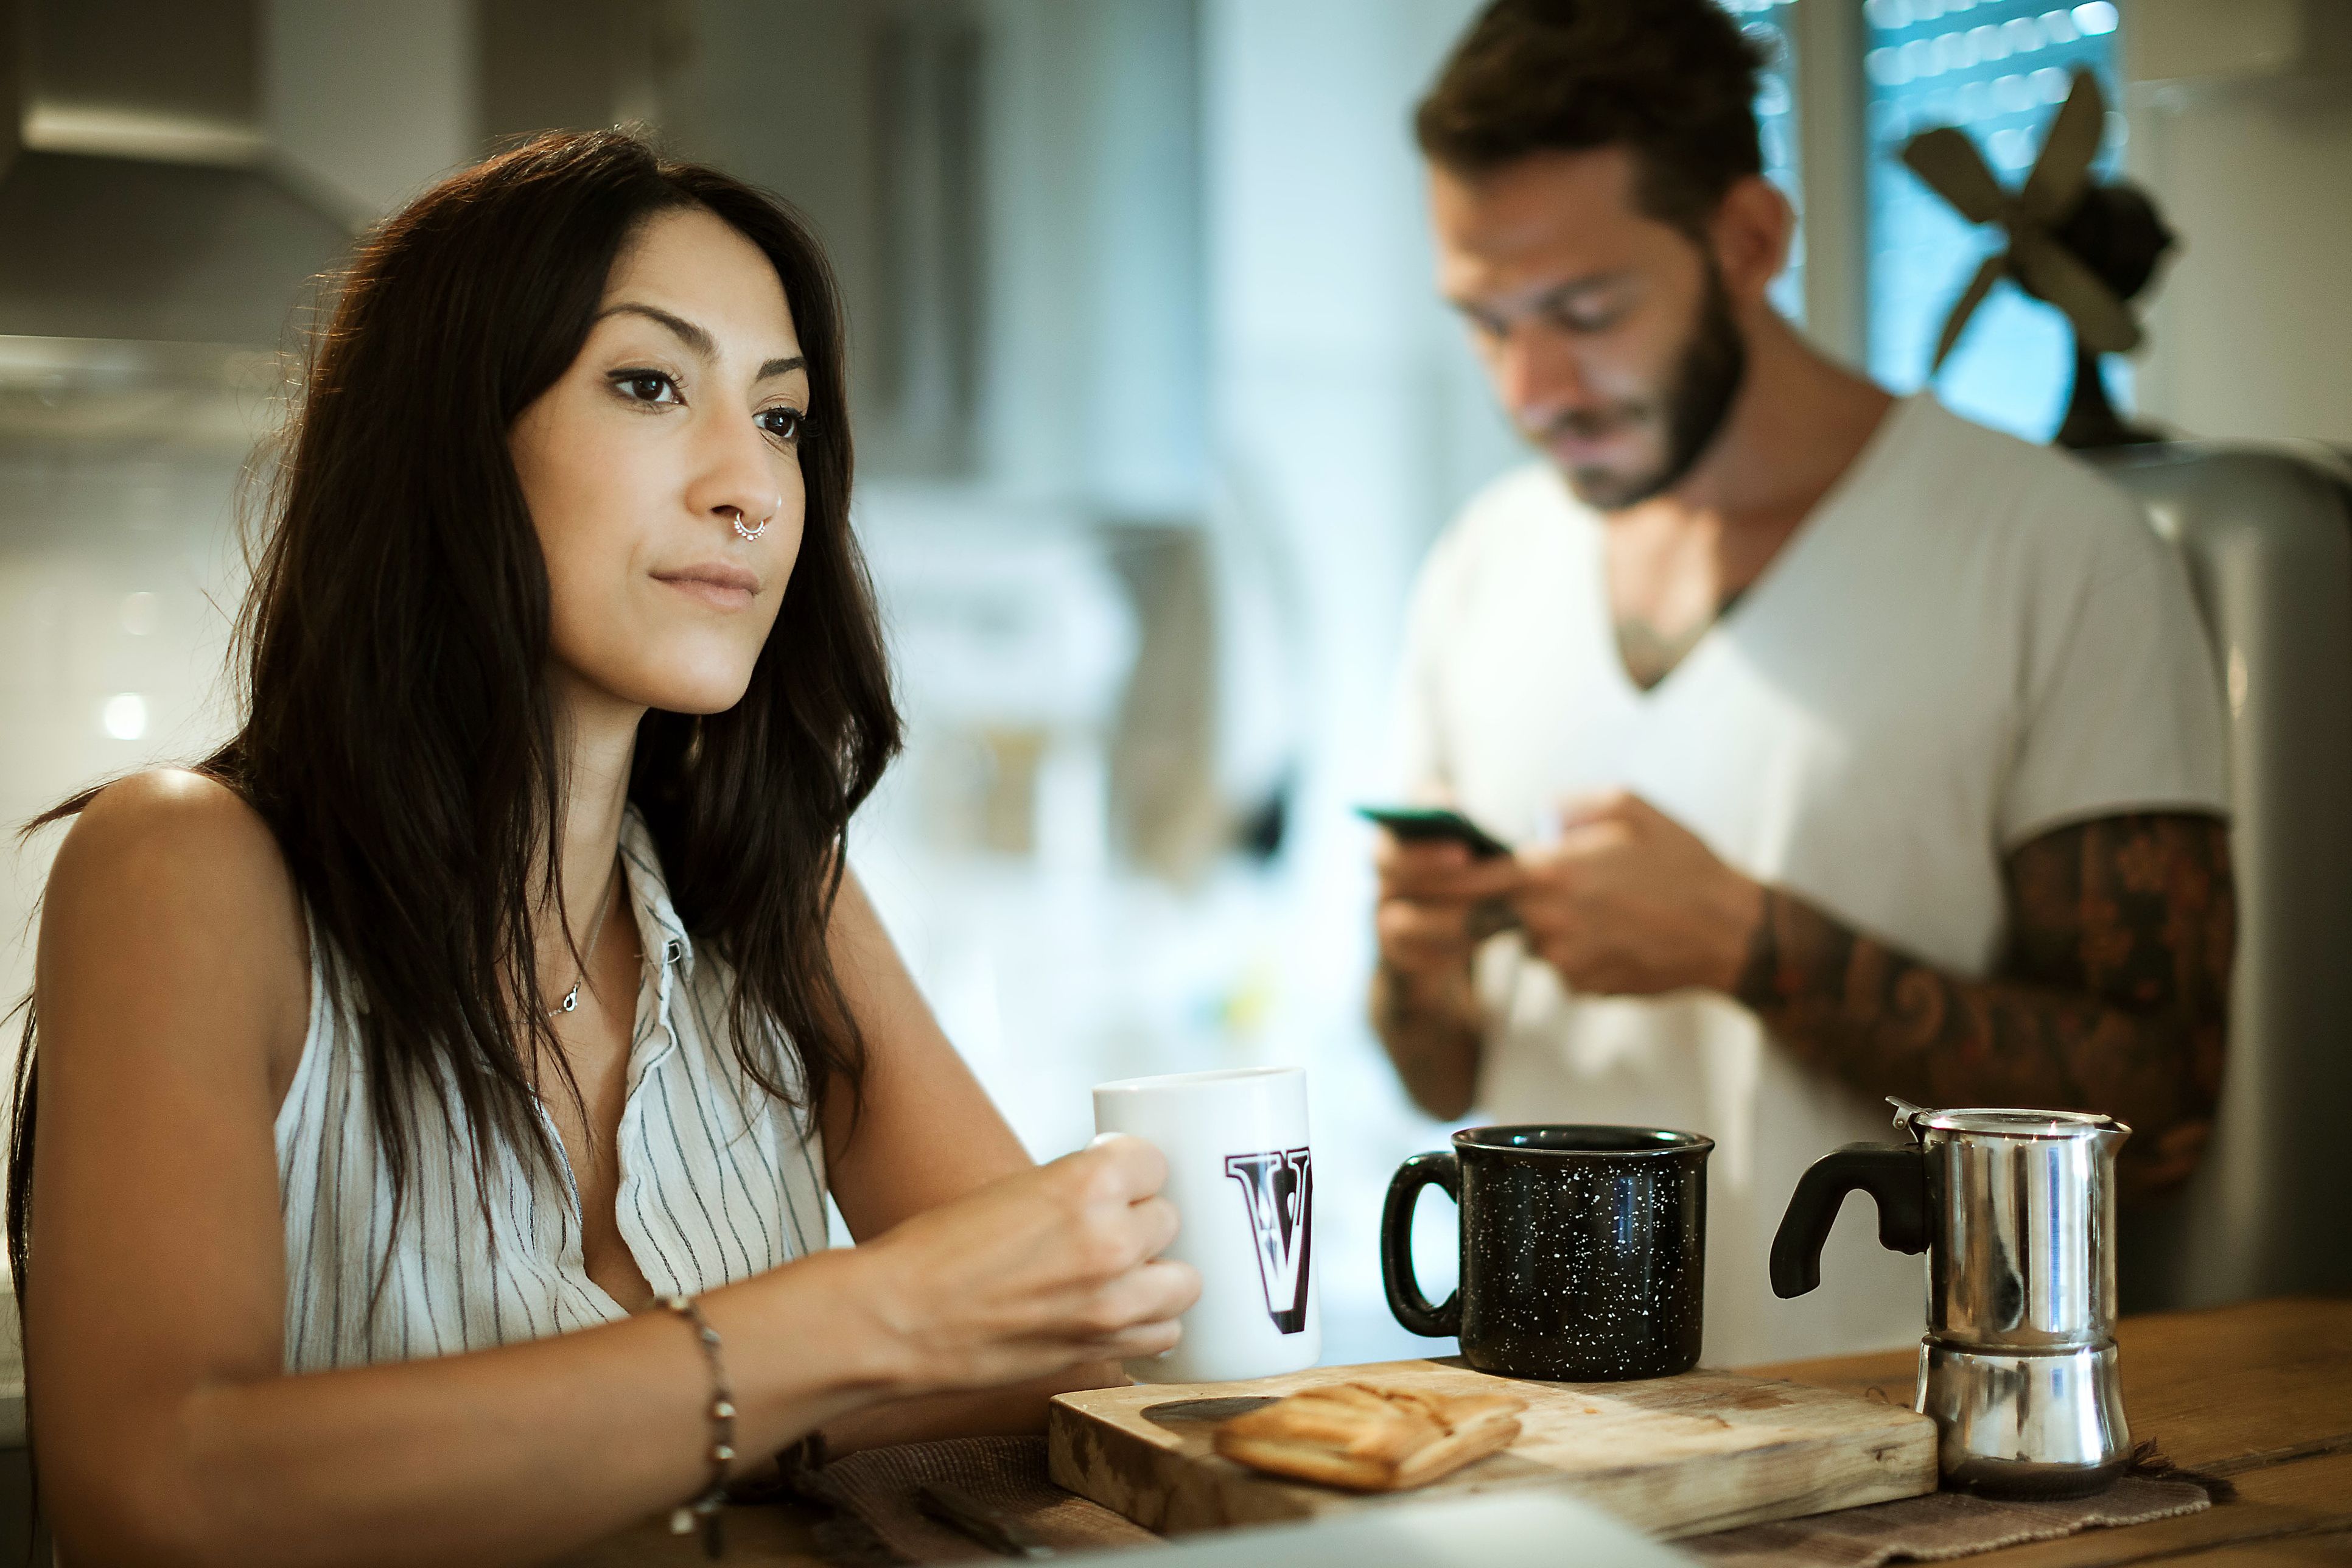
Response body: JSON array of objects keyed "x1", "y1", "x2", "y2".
[{"x1": 1212, "y1": 1381, "x2": 1526, "y2": 1492}]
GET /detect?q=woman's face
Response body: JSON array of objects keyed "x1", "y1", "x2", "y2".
[{"x1": 511, "y1": 205, "x2": 810, "y2": 719}]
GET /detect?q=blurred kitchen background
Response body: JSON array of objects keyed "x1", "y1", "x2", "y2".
[{"x1": 0, "y1": 0, "x2": 2347, "y2": 1378}]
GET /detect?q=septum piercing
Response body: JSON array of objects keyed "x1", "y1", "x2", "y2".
[{"x1": 731, "y1": 508, "x2": 769, "y2": 542}]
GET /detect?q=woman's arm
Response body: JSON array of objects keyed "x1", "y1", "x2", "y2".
[
  {"x1": 821, "y1": 869, "x2": 1034, "y2": 1233},
  {"x1": 27, "y1": 774, "x2": 1191, "y2": 1566},
  {"x1": 814, "y1": 871, "x2": 1124, "y2": 1451}
]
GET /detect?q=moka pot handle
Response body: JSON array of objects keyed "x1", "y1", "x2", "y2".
[{"x1": 1769, "y1": 1142, "x2": 1931, "y2": 1298}]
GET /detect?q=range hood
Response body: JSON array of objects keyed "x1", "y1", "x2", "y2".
[{"x1": 0, "y1": 0, "x2": 359, "y2": 436}]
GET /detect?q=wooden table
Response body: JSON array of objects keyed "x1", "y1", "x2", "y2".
[
  {"x1": 1741, "y1": 1297, "x2": 2352, "y2": 1568},
  {"x1": 563, "y1": 1297, "x2": 2352, "y2": 1566}
]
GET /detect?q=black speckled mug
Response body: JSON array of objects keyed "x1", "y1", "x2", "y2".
[{"x1": 1381, "y1": 1125, "x2": 1712, "y2": 1381}]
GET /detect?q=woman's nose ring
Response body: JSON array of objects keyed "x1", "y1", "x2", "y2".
[{"x1": 732, "y1": 509, "x2": 770, "y2": 542}]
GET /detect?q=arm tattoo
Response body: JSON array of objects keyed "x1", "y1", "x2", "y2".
[
  {"x1": 1734, "y1": 813, "x2": 2235, "y2": 1194},
  {"x1": 1370, "y1": 961, "x2": 1482, "y2": 1122}
]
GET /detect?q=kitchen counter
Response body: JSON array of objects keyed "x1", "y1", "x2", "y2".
[{"x1": 559, "y1": 1296, "x2": 2352, "y2": 1567}]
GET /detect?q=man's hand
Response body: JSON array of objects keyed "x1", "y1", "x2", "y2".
[
  {"x1": 1373, "y1": 833, "x2": 1525, "y2": 982},
  {"x1": 1511, "y1": 791, "x2": 1764, "y2": 996},
  {"x1": 1370, "y1": 830, "x2": 1522, "y2": 1120}
]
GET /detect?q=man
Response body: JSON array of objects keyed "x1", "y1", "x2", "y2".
[{"x1": 1374, "y1": 0, "x2": 2233, "y2": 1362}]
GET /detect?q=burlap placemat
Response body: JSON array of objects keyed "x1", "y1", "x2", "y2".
[
  {"x1": 792, "y1": 1435, "x2": 2223, "y2": 1566},
  {"x1": 789, "y1": 1435, "x2": 1162, "y2": 1564},
  {"x1": 1682, "y1": 1450, "x2": 2222, "y2": 1568}
]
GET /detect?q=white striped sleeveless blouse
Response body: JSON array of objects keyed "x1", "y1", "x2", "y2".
[{"x1": 271, "y1": 807, "x2": 831, "y2": 1371}]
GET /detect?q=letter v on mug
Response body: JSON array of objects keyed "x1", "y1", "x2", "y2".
[{"x1": 1093, "y1": 1067, "x2": 1321, "y2": 1384}]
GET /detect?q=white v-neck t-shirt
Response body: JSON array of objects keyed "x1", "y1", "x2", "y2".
[{"x1": 1396, "y1": 394, "x2": 2229, "y2": 1363}]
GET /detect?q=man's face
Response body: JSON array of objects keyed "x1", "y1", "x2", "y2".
[{"x1": 1430, "y1": 147, "x2": 1746, "y2": 511}]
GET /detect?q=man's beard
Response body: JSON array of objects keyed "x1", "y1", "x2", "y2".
[{"x1": 1542, "y1": 267, "x2": 1748, "y2": 513}]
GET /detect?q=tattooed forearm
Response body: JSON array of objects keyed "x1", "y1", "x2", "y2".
[
  {"x1": 1734, "y1": 813, "x2": 2235, "y2": 1195},
  {"x1": 1370, "y1": 961, "x2": 1483, "y2": 1122}
]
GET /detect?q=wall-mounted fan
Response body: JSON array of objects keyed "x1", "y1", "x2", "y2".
[{"x1": 1902, "y1": 70, "x2": 2175, "y2": 449}]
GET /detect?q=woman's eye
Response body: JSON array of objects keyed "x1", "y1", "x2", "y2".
[
  {"x1": 611, "y1": 371, "x2": 682, "y2": 405},
  {"x1": 758, "y1": 407, "x2": 805, "y2": 442}
]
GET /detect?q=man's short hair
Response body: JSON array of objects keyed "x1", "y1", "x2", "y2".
[{"x1": 1414, "y1": 0, "x2": 1769, "y2": 241}]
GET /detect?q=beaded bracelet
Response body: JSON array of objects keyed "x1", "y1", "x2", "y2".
[{"x1": 659, "y1": 1293, "x2": 737, "y2": 1559}]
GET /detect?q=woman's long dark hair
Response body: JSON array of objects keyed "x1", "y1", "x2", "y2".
[{"x1": 5, "y1": 130, "x2": 900, "y2": 1301}]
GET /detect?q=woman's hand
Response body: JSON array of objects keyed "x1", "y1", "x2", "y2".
[{"x1": 850, "y1": 1133, "x2": 1200, "y2": 1394}]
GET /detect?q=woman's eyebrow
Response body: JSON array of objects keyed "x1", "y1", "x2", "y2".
[
  {"x1": 597, "y1": 302, "x2": 804, "y2": 382},
  {"x1": 598, "y1": 301, "x2": 714, "y2": 359}
]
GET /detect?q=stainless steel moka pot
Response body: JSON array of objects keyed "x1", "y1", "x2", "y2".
[{"x1": 1771, "y1": 1101, "x2": 2133, "y2": 1497}]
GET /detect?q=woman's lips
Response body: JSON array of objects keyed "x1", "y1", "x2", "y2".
[{"x1": 653, "y1": 562, "x2": 760, "y2": 610}]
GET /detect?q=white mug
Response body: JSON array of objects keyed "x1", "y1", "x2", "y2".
[{"x1": 1093, "y1": 1066, "x2": 1321, "y2": 1384}]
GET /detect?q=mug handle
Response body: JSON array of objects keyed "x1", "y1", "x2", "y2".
[{"x1": 1381, "y1": 1151, "x2": 1462, "y2": 1338}]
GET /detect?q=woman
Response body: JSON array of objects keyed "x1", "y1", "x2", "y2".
[{"x1": 7, "y1": 131, "x2": 1195, "y2": 1564}]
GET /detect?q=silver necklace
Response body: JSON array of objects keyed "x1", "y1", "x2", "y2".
[{"x1": 548, "y1": 864, "x2": 621, "y2": 1017}]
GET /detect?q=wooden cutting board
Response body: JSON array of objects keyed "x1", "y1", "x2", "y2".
[{"x1": 1048, "y1": 1358, "x2": 1937, "y2": 1540}]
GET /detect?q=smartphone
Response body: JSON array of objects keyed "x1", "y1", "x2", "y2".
[{"x1": 1355, "y1": 804, "x2": 1513, "y2": 859}]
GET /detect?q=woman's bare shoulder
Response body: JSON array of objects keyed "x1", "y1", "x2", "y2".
[
  {"x1": 42, "y1": 769, "x2": 310, "y2": 1070},
  {"x1": 54, "y1": 768, "x2": 292, "y2": 895}
]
